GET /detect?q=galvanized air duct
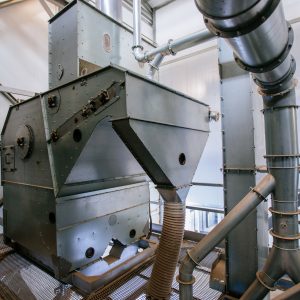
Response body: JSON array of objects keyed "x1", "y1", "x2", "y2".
[
  {"x1": 147, "y1": 201, "x2": 186, "y2": 299},
  {"x1": 96, "y1": 0, "x2": 122, "y2": 21},
  {"x1": 178, "y1": 0, "x2": 300, "y2": 299},
  {"x1": 178, "y1": 174, "x2": 275, "y2": 298},
  {"x1": 132, "y1": 0, "x2": 215, "y2": 78}
]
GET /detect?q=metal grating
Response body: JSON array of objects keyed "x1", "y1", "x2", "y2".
[
  {"x1": 87, "y1": 245, "x2": 222, "y2": 300},
  {"x1": 0, "y1": 234, "x2": 222, "y2": 300},
  {"x1": 0, "y1": 236, "x2": 82, "y2": 300}
]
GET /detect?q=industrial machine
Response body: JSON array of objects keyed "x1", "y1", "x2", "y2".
[
  {"x1": 2, "y1": 0, "x2": 299, "y2": 299},
  {"x1": 1, "y1": 0, "x2": 210, "y2": 293}
]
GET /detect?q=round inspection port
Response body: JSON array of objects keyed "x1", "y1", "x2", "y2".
[
  {"x1": 179, "y1": 153, "x2": 186, "y2": 165},
  {"x1": 129, "y1": 229, "x2": 136, "y2": 238},
  {"x1": 49, "y1": 212, "x2": 56, "y2": 224},
  {"x1": 73, "y1": 129, "x2": 82, "y2": 143},
  {"x1": 85, "y1": 247, "x2": 95, "y2": 259}
]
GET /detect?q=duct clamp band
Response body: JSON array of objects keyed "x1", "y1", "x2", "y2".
[
  {"x1": 269, "y1": 207, "x2": 300, "y2": 216},
  {"x1": 256, "y1": 271, "x2": 277, "y2": 291},
  {"x1": 167, "y1": 39, "x2": 176, "y2": 56},
  {"x1": 251, "y1": 187, "x2": 267, "y2": 202},
  {"x1": 176, "y1": 275, "x2": 195, "y2": 285},
  {"x1": 270, "y1": 230, "x2": 300, "y2": 241}
]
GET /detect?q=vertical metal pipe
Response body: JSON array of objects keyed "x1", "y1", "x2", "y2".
[
  {"x1": 133, "y1": 0, "x2": 142, "y2": 49},
  {"x1": 96, "y1": 0, "x2": 122, "y2": 21},
  {"x1": 132, "y1": 0, "x2": 145, "y2": 62},
  {"x1": 178, "y1": 175, "x2": 275, "y2": 299}
]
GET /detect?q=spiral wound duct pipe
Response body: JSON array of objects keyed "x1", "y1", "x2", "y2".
[
  {"x1": 147, "y1": 202, "x2": 186, "y2": 299},
  {"x1": 178, "y1": 0, "x2": 300, "y2": 299}
]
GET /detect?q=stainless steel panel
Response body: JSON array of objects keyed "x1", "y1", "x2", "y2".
[
  {"x1": 219, "y1": 40, "x2": 261, "y2": 297},
  {"x1": 56, "y1": 183, "x2": 149, "y2": 229},
  {"x1": 49, "y1": 0, "x2": 155, "y2": 89},
  {"x1": 42, "y1": 68, "x2": 139, "y2": 196},
  {"x1": 125, "y1": 74, "x2": 209, "y2": 132},
  {"x1": 219, "y1": 67, "x2": 255, "y2": 168},
  {"x1": 57, "y1": 202, "x2": 149, "y2": 271},
  {"x1": 113, "y1": 119, "x2": 209, "y2": 189},
  {"x1": 2, "y1": 99, "x2": 53, "y2": 188},
  {"x1": 3, "y1": 185, "x2": 56, "y2": 270},
  {"x1": 49, "y1": 3, "x2": 78, "y2": 88},
  {"x1": 65, "y1": 119, "x2": 144, "y2": 186},
  {"x1": 96, "y1": 0, "x2": 122, "y2": 21}
]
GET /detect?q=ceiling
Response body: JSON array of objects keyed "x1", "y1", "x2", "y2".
[{"x1": 147, "y1": 0, "x2": 175, "y2": 9}]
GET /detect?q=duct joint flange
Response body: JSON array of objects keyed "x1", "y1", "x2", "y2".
[
  {"x1": 256, "y1": 271, "x2": 277, "y2": 291},
  {"x1": 270, "y1": 230, "x2": 300, "y2": 241},
  {"x1": 176, "y1": 274, "x2": 196, "y2": 285},
  {"x1": 269, "y1": 207, "x2": 300, "y2": 216},
  {"x1": 273, "y1": 244, "x2": 300, "y2": 251},
  {"x1": 200, "y1": 0, "x2": 279, "y2": 38},
  {"x1": 236, "y1": 24, "x2": 294, "y2": 74}
]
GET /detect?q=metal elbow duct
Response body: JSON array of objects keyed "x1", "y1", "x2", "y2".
[
  {"x1": 195, "y1": 0, "x2": 296, "y2": 95},
  {"x1": 132, "y1": 0, "x2": 146, "y2": 62}
]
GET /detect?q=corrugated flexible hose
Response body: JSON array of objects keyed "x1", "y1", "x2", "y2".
[{"x1": 147, "y1": 201, "x2": 186, "y2": 299}]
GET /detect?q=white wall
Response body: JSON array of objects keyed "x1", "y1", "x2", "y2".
[
  {"x1": 0, "y1": 0, "x2": 50, "y2": 198},
  {"x1": 156, "y1": 0, "x2": 222, "y2": 210},
  {"x1": 0, "y1": 0, "x2": 49, "y2": 93}
]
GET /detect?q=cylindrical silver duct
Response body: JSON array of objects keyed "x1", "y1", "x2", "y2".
[
  {"x1": 195, "y1": 0, "x2": 295, "y2": 94},
  {"x1": 96, "y1": 0, "x2": 122, "y2": 22},
  {"x1": 133, "y1": 0, "x2": 142, "y2": 49},
  {"x1": 195, "y1": 0, "x2": 260, "y2": 18},
  {"x1": 190, "y1": 1, "x2": 300, "y2": 299}
]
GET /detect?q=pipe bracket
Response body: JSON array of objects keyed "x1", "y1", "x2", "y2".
[
  {"x1": 269, "y1": 207, "x2": 300, "y2": 216},
  {"x1": 251, "y1": 187, "x2": 267, "y2": 202},
  {"x1": 273, "y1": 244, "x2": 300, "y2": 251},
  {"x1": 167, "y1": 39, "x2": 176, "y2": 56},
  {"x1": 176, "y1": 274, "x2": 195, "y2": 285},
  {"x1": 186, "y1": 248, "x2": 200, "y2": 266},
  {"x1": 256, "y1": 271, "x2": 277, "y2": 291},
  {"x1": 270, "y1": 230, "x2": 300, "y2": 241},
  {"x1": 259, "y1": 78, "x2": 298, "y2": 97},
  {"x1": 264, "y1": 154, "x2": 300, "y2": 158}
]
